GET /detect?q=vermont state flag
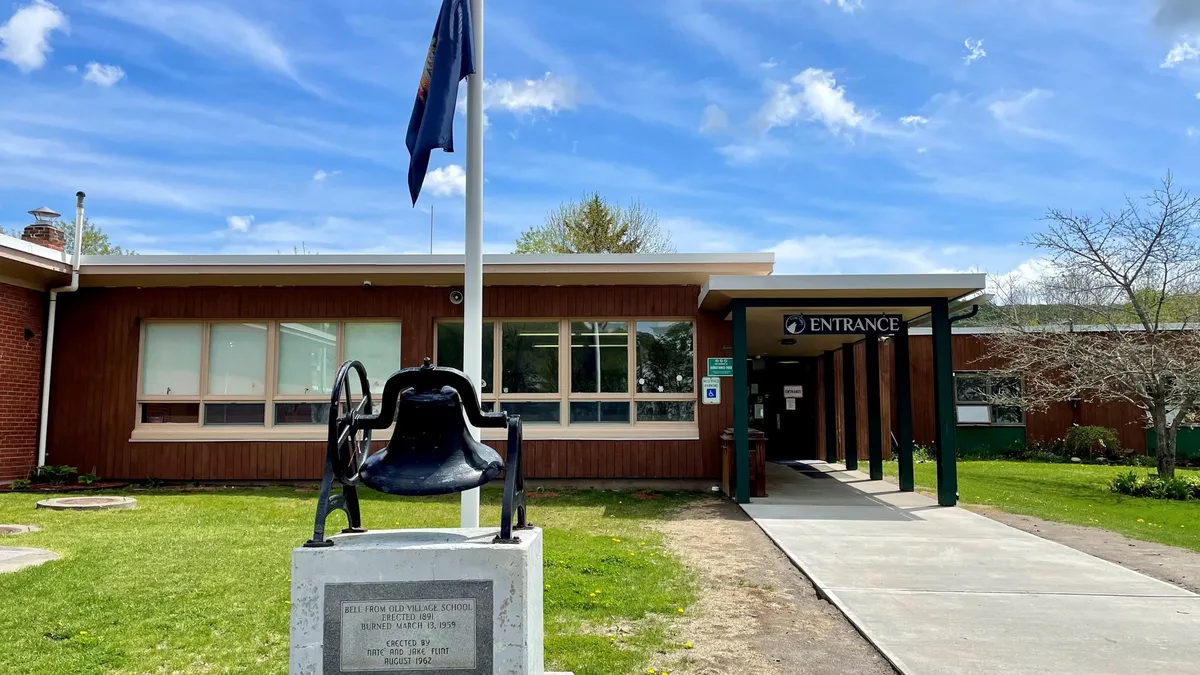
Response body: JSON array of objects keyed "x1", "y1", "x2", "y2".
[{"x1": 407, "y1": 0, "x2": 476, "y2": 205}]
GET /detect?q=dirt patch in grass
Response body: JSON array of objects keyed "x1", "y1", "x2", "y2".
[
  {"x1": 968, "y1": 504, "x2": 1200, "y2": 594},
  {"x1": 653, "y1": 497, "x2": 894, "y2": 675}
]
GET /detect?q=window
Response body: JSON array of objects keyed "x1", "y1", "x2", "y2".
[
  {"x1": 435, "y1": 318, "x2": 696, "y2": 428},
  {"x1": 136, "y1": 320, "x2": 401, "y2": 431},
  {"x1": 955, "y1": 372, "x2": 1023, "y2": 426}
]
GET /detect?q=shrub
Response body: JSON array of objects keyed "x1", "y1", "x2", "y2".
[
  {"x1": 1064, "y1": 425, "x2": 1122, "y2": 460},
  {"x1": 1110, "y1": 471, "x2": 1200, "y2": 500},
  {"x1": 1125, "y1": 454, "x2": 1156, "y2": 467},
  {"x1": 912, "y1": 444, "x2": 935, "y2": 463},
  {"x1": 10, "y1": 479, "x2": 31, "y2": 491},
  {"x1": 35, "y1": 465, "x2": 77, "y2": 485},
  {"x1": 77, "y1": 471, "x2": 100, "y2": 486}
]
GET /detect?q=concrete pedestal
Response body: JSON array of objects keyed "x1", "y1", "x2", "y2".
[{"x1": 291, "y1": 527, "x2": 543, "y2": 675}]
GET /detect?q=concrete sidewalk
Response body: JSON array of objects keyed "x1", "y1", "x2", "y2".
[{"x1": 742, "y1": 462, "x2": 1200, "y2": 675}]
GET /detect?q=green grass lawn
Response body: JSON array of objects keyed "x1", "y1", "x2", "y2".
[
  {"x1": 884, "y1": 461, "x2": 1200, "y2": 551},
  {"x1": 0, "y1": 487, "x2": 701, "y2": 675}
]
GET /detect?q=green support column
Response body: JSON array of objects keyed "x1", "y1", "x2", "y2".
[
  {"x1": 865, "y1": 334, "x2": 883, "y2": 480},
  {"x1": 732, "y1": 302, "x2": 750, "y2": 504},
  {"x1": 823, "y1": 351, "x2": 838, "y2": 464},
  {"x1": 893, "y1": 322, "x2": 915, "y2": 492},
  {"x1": 931, "y1": 300, "x2": 958, "y2": 506},
  {"x1": 841, "y1": 343, "x2": 858, "y2": 471}
]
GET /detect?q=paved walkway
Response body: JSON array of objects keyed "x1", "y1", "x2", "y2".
[{"x1": 741, "y1": 462, "x2": 1200, "y2": 675}]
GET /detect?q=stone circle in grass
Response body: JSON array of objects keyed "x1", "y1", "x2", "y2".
[
  {"x1": 0, "y1": 524, "x2": 40, "y2": 535},
  {"x1": 35, "y1": 496, "x2": 137, "y2": 511},
  {"x1": 0, "y1": 546, "x2": 59, "y2": 574}
]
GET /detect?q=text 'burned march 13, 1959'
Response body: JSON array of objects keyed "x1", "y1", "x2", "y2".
[
  {"x1": 784, "y1": 314, "x2": 903, "y2": 336},
  {"x1": 340, "y1": 599, "x2": 477, "y2": 671}
]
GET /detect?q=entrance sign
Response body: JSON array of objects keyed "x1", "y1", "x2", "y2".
[
  {"x1": 707, "y1": 357, "x2": 733, "y2": 377},
  {"x1": 701, "y1": 376, "x2": 721, "y2": 405},
  {"x1": 784, "y1": 314, "x2": 903, "y2": 336},
  {"x1": 783, "y1": 385, "x2": 803, "y2": 398}
]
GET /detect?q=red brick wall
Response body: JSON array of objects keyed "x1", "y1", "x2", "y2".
[{"x1": 0, "y1": 284, "x2": 45, "y2": 482}]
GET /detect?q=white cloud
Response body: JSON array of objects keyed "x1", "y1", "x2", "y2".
[
  {"x1": 0, "y1": 0, "x2": 67, "y2": 72},
  {"x1": 484, "y1": 72, "x2": 577, "y2": 115},
  {"x1": 226, "y1": 214, "x2": 254, "y2": 232},
  {"x1": 699, "y1": 104, "x2": 728, "y2": 133},
  {"x1": 757, "y1": 68, "x2": 873, "y2": 134},
  {"x1": 917, "y1": 146, "x2": 928, "y2": 154},
  {"x1": 425, "y1": 164, "x2": 466, "y2": 197},
  {"x1": 312, "y1": 169, "x2": 340, "y2": 183},
  {"x1": 989, "y1": 89, "x2": 1050, "y2": 127},
  {"x1": 963, "y1": 38, "x2": 987, "y2": 65},
  {"x1": 760, "y1": 58, "x2": 779, "y2": 69},
  {"x1": 1162, "y1": 40, "x2": 1200, "y2": 68},
  {"x1": 899, "y1": 115, "x2": 929, "y2": 126},
  {"x1": 90, "y1": 1, "x2": 302, "y2": 84},
  {"x1": 1188, "y1": 126, "x2": 1199, "y2": 138},
  {"x1": 824, "y1": 0, "x2": 863, "y2": 13},
  {"x1": 83, "y1": 62, "x2": 125, "y2": 87},
  {"x1": 63, "y1": 63, "x2": 75, "y2": 72}
]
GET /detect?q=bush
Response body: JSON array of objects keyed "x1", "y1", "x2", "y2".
[
  {"x1": 35, "y1": 465, "x2": 77, "y2": 485},
  {"x1": 77, "y1": 471, "x2": 100, "y2": 486},
  {"x1": 1125, "y1": 454, "x2": 1156, "y2": 467},
  {"x1": 1064, "y1": 425, "x2": 1122, "y2": 460},
  {"x1": 912, "y1": 444, "x2": 935, "y2": 463},
  {"x1": 1110, "y1": 471, "x2": 1200, "y2": 501},
  {"x1": 10, "y1": 479, "x2": 31, "y2": 491}
]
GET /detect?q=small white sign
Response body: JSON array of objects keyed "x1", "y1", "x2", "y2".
[
  {"x1": 701, "y1": 376, "x2": 721, "y2": 405},
  {"x1": 785, "y1": 398, "x2": 797, "y2": 411},
  {"x1": 783, "y1": 385, "x2": 803, "y2": 398},
  {"x1": 754, "y1": 403, "x2": 765, "y2": 419}
]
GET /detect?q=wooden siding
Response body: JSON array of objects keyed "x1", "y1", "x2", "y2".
[
  {"x1": 812, "y1": 342, "x2": 893, "y2": 462},
  {"x1": 45, "y1": 285, "x2": 730, "y2": 481},
  {"x1": 907, "y1": 334, "x2": 1148, "y2": 454}
]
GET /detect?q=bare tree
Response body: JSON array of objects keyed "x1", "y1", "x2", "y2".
[{"x1": 986, "y1": 172, "x2": 1200, "y2": 478}]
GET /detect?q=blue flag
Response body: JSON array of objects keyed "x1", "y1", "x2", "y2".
[{"x1": 407, "y1": 0, "x2": 476, "y2": 205}]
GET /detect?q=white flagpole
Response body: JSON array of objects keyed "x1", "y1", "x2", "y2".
[{"x1": 460, "y1": 0, "x2": 484, "y2": 528}]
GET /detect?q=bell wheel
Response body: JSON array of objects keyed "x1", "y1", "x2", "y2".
[{"x1": 328, "y1": 361, "x2": 373, "y2": 483}]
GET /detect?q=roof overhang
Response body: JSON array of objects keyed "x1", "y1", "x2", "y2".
[
  {"x1": 0, "y1": 233, "x2": 71, "y2": 290},
  {"x1": 77, "y1": 252, "x2": 775, "y2": 288},
  {"x1": 699, "y1": 273, "x2": 988, "y2": 357}
]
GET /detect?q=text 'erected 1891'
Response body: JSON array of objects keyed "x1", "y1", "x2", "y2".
[{"x1": 340, "y1": 599, "x2": 476, "y2": 671}]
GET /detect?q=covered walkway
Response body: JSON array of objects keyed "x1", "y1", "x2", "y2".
[{"x1": 743, "y1": 462, "x2": 1200, "y2": 674}]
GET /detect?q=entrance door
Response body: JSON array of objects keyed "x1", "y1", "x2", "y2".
[{"x1": 757, "y1": 359, "x2": 817, "y2": 461}]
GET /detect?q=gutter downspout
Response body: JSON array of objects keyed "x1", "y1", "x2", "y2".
[
  {"x1": 949, "y1": 304, "x2": 980, "y2": 325},
  {"x1": 37, "y1": 191, "x2": 84, "y2": 468}
]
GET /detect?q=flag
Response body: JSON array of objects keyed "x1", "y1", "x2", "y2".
[{"x1": 407, "y1": 0, "x2": 476, "y2": 205}]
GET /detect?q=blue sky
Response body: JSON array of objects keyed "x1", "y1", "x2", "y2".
[{"x1": 2, "y1": 0, "x2": 1200, "y2": 276}]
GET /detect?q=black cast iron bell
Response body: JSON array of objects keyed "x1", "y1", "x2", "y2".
[
  {"x1": 304, "y1": 358, "x2": 528, "y2": 548},
  {"x1": 358, "y1": 385, "x2": 504, "y2": 496}
]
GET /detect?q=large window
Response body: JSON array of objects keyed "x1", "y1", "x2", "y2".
[
  {"x1": 137, "y1": 320, "x2": 401, "y2": 429},
  {"x1": 955, "y1": 372, "x2": 1023, "y2": 426},
  {"x1": 435, "y1": 319, "x2": 696, "y2": 428}
]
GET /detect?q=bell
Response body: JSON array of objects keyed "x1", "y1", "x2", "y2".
[{"x1": 358, "y1": 385, "x2": 504, "y2": 496}]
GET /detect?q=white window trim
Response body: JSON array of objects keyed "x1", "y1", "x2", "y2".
[{"x1": 134, "y1": 319, "x2": 401, "y2": 436}]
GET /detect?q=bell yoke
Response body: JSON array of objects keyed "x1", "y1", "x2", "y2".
[{"x1": 305, "y1": 357, "x2": 528, "y2": 547}]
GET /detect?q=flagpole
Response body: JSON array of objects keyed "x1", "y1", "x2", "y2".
[{"x1": 460, "y1": 0, "x2": 484, "y2": 528}]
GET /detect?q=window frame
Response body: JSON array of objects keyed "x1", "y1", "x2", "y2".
[
  {"x1": 435, "y1": 317, "x2": 698, "y2": 431},
  {"x1": 134, "y1": 318, "x2": 401, "y2": 437},
  {"x1": 953, "y1": 370, "x2": 1025, "y2": 427}
]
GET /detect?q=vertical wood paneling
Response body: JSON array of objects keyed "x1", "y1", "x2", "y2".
[{"x1": 47, "y1": 285, "x2": 721, "y2": 480}]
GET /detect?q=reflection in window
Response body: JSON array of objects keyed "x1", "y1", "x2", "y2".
[
  {"x1": 141, "y1": 402, "x2": 200, "y2": 424},
  {"x1": 436, "y1": 322, "x2": 494, "y2": 393},
  {"x1": 344, "y1": 323, "x2": 402, "y2": 393},
  {"x1": 142, "y1": 323, "x2": 202, "y2": 396},
  {"x1": 275, "y1": 402, "x2": 332, "y2": 425},
  {"x1": 499, "y1": 401, "x2": 560, "y2": 424},
  {"x1": 207, "y1": 323, "x2": 267, "y2": 395},
  {"x1": 636, "y1": 321, "x2": 693, "y2": 394},
  {"x1": 204, "y1": 403, "x2": 266, "y2": 426},
  {"x1": 277, "y1": 322, "x2": 338, "y2": 396},
  {"x1": 571, "y1": 321, "x2": 628, "y2": 393},
  {"x1": 636, "y1": 401, "x2": 695, "y2": 422},
  {"x1": 501, "y1": 322, "x2": 559, "y2": 394},
  {"x1": 570, "y1": 401, "x2": 631, "y2": 424},
  {"x1": 954, "y1": 372, "x2": 1024, "y2": 426}
]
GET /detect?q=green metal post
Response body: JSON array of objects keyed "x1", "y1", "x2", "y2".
[
  {"x1": 841, "y1": 343, "x2": 858, "y2": 471},
  {"x1": 865, "y1": 334, "x2": 883, "y2": 480},
  {"x1": 823, "y1": 351, "x2": 838, "y2": 464},
  {"x1": 894, "y1": 322, "x2": 915, "y2": 492},
  {"x1": 931, "y1": 300, "x2": 958, "y2": 506},
  {"x1": 732, "y1": 302, "x2": 750, "y2": 504}
]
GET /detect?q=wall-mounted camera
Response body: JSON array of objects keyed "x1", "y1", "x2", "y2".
[
  {"x1": 449, "y1": 290, "x2": 464, "y2": 305},
  {"x1": 362, "y1": 280, "x2": 373, "y2": 289}
]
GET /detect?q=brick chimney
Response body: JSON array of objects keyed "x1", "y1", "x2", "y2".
[{"x1": 21, "y1": 206, "x2": 65, "y2": 252}]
